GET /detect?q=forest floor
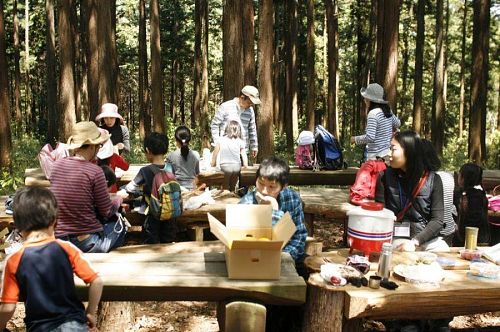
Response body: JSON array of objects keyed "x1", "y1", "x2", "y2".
[{"x1": 5, "y1": 219, "x2": 500, "y2": 331}]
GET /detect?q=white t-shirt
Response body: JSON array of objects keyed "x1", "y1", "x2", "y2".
[{"x1": 219, "y1": 136, "x2": 245, "y2": 166}]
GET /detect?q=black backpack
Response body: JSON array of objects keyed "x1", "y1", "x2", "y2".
[{"x1": 314, "y1": 125, "x2": 344, "y2": 170}]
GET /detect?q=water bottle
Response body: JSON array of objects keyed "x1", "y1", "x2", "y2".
[{"x1": 377, "y1": 242, "x2": 393, "y2": 281}]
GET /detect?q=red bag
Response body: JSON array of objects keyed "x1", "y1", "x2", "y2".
[
  {"x1": 38, "y1": 143, "x2": 69, "y2": 179},
  {"x1": 349, "y1": 160, "x2": 387, "y2": 205},
  {"x1": 295, "y1": 144, "x2": 314, "y2": 170}
]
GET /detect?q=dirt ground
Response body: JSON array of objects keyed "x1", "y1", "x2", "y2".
[{"x1": 5, "y1": 219, "x2": 500, "y2": 331}]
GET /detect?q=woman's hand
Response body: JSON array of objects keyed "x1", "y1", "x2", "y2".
[{"x1": 116, "y1": 143, "x2": 125, "y2": 150}]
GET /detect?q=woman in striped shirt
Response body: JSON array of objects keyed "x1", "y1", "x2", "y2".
[{"x1": 351, "y1": 83, "x2": 400, "y2": 161}]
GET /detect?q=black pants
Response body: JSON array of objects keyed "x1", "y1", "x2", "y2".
[{"x1": 142, "y1": 216, "x2": 177, "y2": 244}]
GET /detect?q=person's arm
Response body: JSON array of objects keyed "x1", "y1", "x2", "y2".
[
  {"x1": 413, "y1": 175, "x2": 444, "y2": 245},
  {"x1": 354, "y1": 110, "x2": 378, "y2": 145},
  {"x1": 211, "y1": 144, "x2": 220, "y2": 167},
  {"x1": 247, "y1": 110, "x2": 258, "y2": 157},
  {"x1": 0, "y1": 303, "x2": 16, "y2": 330},
  {"x1": 210, "y1": 106, "x2": 225, "y2": 145},
  {"x1": 93, "y1": 171, "x2": 121, "y2": 218},
  {"x1": 392, "y1": 114, "x2": 401, "y2": 130},
  {"x1": 121, "y1": 126, "x2": 131, "y2": 154},
  {"x1": 240, "y1": 148, "x2": 248, "y2": 167},
  {"x1": 85, "y1": 276, "x2": 103, "y2": 330},
  {"x1": 114, "y1": 154, "x2": 130, "y2": 171},
  {"x1": 282, "y1": 192, "x2": 307, "y2": 262},
  {"x1": 239, "y1": 190, "x2": 257, "y2": 205}
]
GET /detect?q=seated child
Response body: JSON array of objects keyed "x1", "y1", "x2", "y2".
[
  {"x1": 166, "y1": 126, "x2": 200, "y2": 190},
  {"x1": 101, "y1": 164, "x2": 117, "y2": 191},
  {"x1": 211, "y1": 120, "x2": 248, "y2": 192},
  {"x1": 97, "y1": 133, "x2": 129, "y2": 193},
  {"x1": 122, "y1": 132, "x2": 177, "y2": 244},
  {"x1": 239, "y1": 156, "x2": 308, "y2": 263},
  {"x1": 453, "y1": 163, "x2": 490, "y2": 246},
  {"x1": 0, "y1": 186, "x2": 103, "y2": 332}
]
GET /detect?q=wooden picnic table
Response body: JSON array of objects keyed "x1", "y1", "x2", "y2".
[{"x1": 302, "y1": 248, "x2": 500, "y2": 331}]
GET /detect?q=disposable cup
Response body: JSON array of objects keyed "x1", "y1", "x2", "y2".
[{"x1": 465, "y1": 227, "x2": 479, "y2": 250}]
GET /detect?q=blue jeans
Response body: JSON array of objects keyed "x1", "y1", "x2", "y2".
[
  {"x1": 50, "y1": 320, "x2": 88, "y2": 332},
  {"x1": 64, "y1": 219, "x2": 126, "y2": 253}
]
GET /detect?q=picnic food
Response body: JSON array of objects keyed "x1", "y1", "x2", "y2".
[
  {"x1": 469, "y1": 262, "x2": 499, "y2": 279},
  {"x1": 459, "y1": 249, "x2": 482, "y2": 261}
]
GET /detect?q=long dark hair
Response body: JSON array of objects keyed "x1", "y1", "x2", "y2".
[
  {"x1": 393, "y1": 131, "x2": 425, "y2": 192},
  {"x1": 369, "y1": 101, "x2": 392, "y2": 118},
  {"x1": 420, "y1": 139, "x2": 441, "y2": 172},
  {"x1": 175, "y1": 125, "x2": 192, "y2": 160},
  {"x1": 459, "y1": 163, "x2": 483, "y2": 190}
]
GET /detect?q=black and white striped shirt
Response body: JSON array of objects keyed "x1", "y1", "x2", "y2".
[{"x1": 354, "y1": 108, "x2": 400, "y2": 157}]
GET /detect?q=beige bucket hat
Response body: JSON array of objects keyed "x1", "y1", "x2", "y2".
[
  {"x1": 360, "y1": 83, "x2": 388, "y2": 104},
  {"x1": 66, "y1": 121, "x2": 111, "y2": 150}
]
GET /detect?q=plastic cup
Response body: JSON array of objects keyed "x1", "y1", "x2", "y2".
[{"x1": 464, "y1": 227, "x2": 479, "y2": 250}]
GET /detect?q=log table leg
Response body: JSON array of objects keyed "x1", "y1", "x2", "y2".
[{"x1": 302, "y1": 274, "x2": 363, "y2": 332}]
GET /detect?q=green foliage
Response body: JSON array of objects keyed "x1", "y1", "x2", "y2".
[
  {"x1": 441, "y1": 135, "x2": 469, "y2": 171},
  {"x1": 0, "y1": 134, "x2": 42, "y2": 195},
  {"x1": 485, "y1": 129, "x2": 500, "y2": 169}
]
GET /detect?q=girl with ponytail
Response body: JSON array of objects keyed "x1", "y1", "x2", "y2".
[{"x1": 166, "y1": 126, "x2": 200, "y2": 190}]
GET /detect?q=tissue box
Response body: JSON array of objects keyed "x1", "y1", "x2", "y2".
[{"x1": 208, "y1": 204, "x2": 296, "y2": 280}]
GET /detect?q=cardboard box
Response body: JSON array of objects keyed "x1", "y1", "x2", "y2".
[{"x1": 208, "y1": 204, "x2": 296, "y2": 280}]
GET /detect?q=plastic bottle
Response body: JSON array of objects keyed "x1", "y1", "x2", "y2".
[{"x1": 377, "y1": 242, "x2": 393, "y2": 281}]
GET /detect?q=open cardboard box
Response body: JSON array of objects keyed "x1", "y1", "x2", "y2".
[{"x1": 208, "y1": 204, "x2": 296, "y2": 280}]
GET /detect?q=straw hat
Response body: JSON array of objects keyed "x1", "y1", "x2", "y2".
[
  {"x1": 66, "y1": 122, "x2": 111, "y2": 150},
  {"x1": 95, "y1": 103, "x2": 124, "y2": 122},
  {"x1": 241, "y1": 85, "x2": 261, "y2": 105},
  {"x1": 360, "y1": 83, "x2": 388, "y2": 104}
]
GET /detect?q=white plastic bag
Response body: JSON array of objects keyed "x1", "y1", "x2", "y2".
[{"x1": 183, "y1": 188, "x2": 215, "y2": 210}]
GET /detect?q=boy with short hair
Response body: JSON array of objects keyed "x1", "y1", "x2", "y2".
[
  {"x1": 0, "y1": 186, "x2": 103, "y2": 332},
  {"x1": 122, "y1": 132, "x2": 177, "y2": 243},
  {"x1": 239, "y1": 156, "x2": 308, "y2": 263}
]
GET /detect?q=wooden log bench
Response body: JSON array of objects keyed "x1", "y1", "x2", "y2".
[{"x1": 302, "y1": 248, "x2": 500, "y2": 331}]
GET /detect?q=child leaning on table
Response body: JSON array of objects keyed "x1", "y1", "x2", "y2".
[
  {"x1": 121, "y1": 132, "x2": 178, "y2": 244},
  {"x1": 0, "y1": 186, "x2": 103, "y2": 332},
  {"x1": 239, "y1": 156, "x2": 308, "y2": 265}
]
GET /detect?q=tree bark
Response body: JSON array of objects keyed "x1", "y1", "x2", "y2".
[
  {"x1": 151, "y1": 0, "x2": 164, "y2": 133},
  {"x1": 72, "y1": 4, "x2": 81, "y2": 121},
  {"x1": 193, "y1": 0, "x2": 209, "y2": 137},
  {"x1": 13, "y1": 0, "x2": 21, "y2": 130},
  {"x1": 223, "y1": 0, "x2": 243, "y2": 100},
  {"x1": 138, "y1": 0, "x2": 150, "y2": 139},
  {"x1": 355, "y1": 0, "x2": 371, "y2": 135},
  {"x1": 46, "y1": 0, "x2": 58, "y2": 146},
  {"x1": 458, "y1": 0, "x2": 467, "y2": 138},
  {"x1": 257, "y1": 0, "x2": 274, "y2": 162},
  {"x1": 469, "y1": 0, "x2": 490, "y2": 165},
  {"x1": 400, "y1": 0, "x2": 412, "y2": 125},
  {"x1": 305, "y1": 0, "x2": 315, "y2": 131},
  {"x1": 98, "y1": 1, "x2": 114, "y2": 105},
  {"x1": 110, "y1": 0, "x2": 119, "y2": 105},
  {"x1": 412, "y1": 0, "x2": 424, "y2": 133},
  {"x1": 24, "y1": 0, "x2": 31, "y2": 129},
  {"x1": 285, "y1": 0, "x2": 299, "y2": 151},
  {"x1": 375, "y1": 0, "x2": 399, "y2": 112},
  {"x1": 326, "y1": 0, "x2": 339, "y2": 138},
  {"x1": 0, "y1": 0, "x2": 12, "y2": 167},
  {"x1": 242, "y1": 0, "x2": 255, "y2": 85},
  {"x1": 59, "y1": 0, "x2": 77, "y2": 140},
  {"x1": 431, "y1": 0, "x2": 445, "y2": 156},
  {"x1": 86, "y1": 0, "x2": 99, "y2": 121}
]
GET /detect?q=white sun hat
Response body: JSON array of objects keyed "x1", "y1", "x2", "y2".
[
  {"x1": 297, "y1": 131, "x2": 315, "y2": 145},
  {"x1": 360, "y1": 83, "x2": 388, "y2": 104},
  {"x1": 95, "y1": 103, "x2": 124, "y2": 122},
  {"x1": 241, "y1": 85, "x2": 261, "y2": 105}
]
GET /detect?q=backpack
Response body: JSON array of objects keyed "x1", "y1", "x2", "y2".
[
  {"x1": 314, "y1": 125, "x2": 344, "y2": 170},
  {"x1": 295, "y1": 144, "x2": 314, "y2": 170},
  {"x1": 148, "y1": 164, "x2": 183, "y2": 221},
  {"x1": 349, "y1": 159, "x2": 387, "y2": 205},
  {"x1": 38, "y1": 143, "x2": 69, "y2": 179}
]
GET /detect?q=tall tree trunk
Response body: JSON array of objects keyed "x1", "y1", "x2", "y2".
[
  {"x1": 242, "y1": 0, "x2": 255, "y2": 85},
  {"x1": 80, "y1": 0, "x2": 89, "y2": 120},
  {"x1": 356, "y1": 0, "x2": 371, "y2": 135},
  {"x1": 413, "y1": 0, "x2": 424, "y2": 133},
  {"x1": 257, "y1": 0, "x2": 274, "y2": 161},
  {"x1": 326, "y1": 0, "x2": 339, "y2": 138},
  {"x1": 86, "y1": 0, "x2": 99, "y2": 121},
  {"x1": 13, "y1": 0, "x2": 21, "y2": 130},
  {"x1": 110, "y1": 0, "x2": 119, "y2": 104},
  {"x1": 151, "y1": 0, "x2": 164, "y2": 132},
  {"x1": 305, "y1": 0, "x2": 315, "y2": 131},
  {"x1": 375, "y1": 0, "x2": 399, "y2": 112},
  {"x1": 98, "y1": 1, "x2": 114, "y2": 105},
  {"x1": 179, "y1": 64, "x2": 185, "y2": 124},
  {"x1": 431, "y1": 0, "x2": 445, "y2": 156},
  {"x1": 46, "y1": 0, "x2": 58, "y2": 145},
  {"x1": 24, "y1": 0, "x2": 31, "y2": 130},
  {"x1": 138, "y1": 0, "x2": 150, "y2": 139},
  {"x1": 469, "y1": 0, "x2": 490, "y2": 165},
  {"x1": 169, "y1": 59, "x2": 178, "y2": 122},
  {"x1": 59, "y1": 0, "x2": 77, "y2": 140},
  {"x1": 400, "y1": 0, "x2": 412, "y2": 124},
  {"x1": 0, "y1": 0, "x2": 12, "y2": 167},
  {"x1": 458, "y1": 0, "x2": 467, "y2": 138},
  {"x1": 223, "y1": 0, "x2": 243, "y2": 100},
  {"x1": 192, "y1": 0, "x2": 209, "y2": 135},
  {"x1": 72, "y1": 3, "x2": 81, "y2": 121},
  {"x1": 285, "y1": 0, "x2": 299, "y2": 151},
  {"x1": 272, "y1": 2, "x2": 282, "y2": 131}
]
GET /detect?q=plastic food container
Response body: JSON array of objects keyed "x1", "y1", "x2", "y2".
[
  {"x1": 346, "y1": 202, "x2": 396, "y2": 256},
  {"x1": 459, "y1": 249, "x2": 482, "y2": 261},
  {"x1": 469, "y1": 262, "x2": 500, "y2": 279}
]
